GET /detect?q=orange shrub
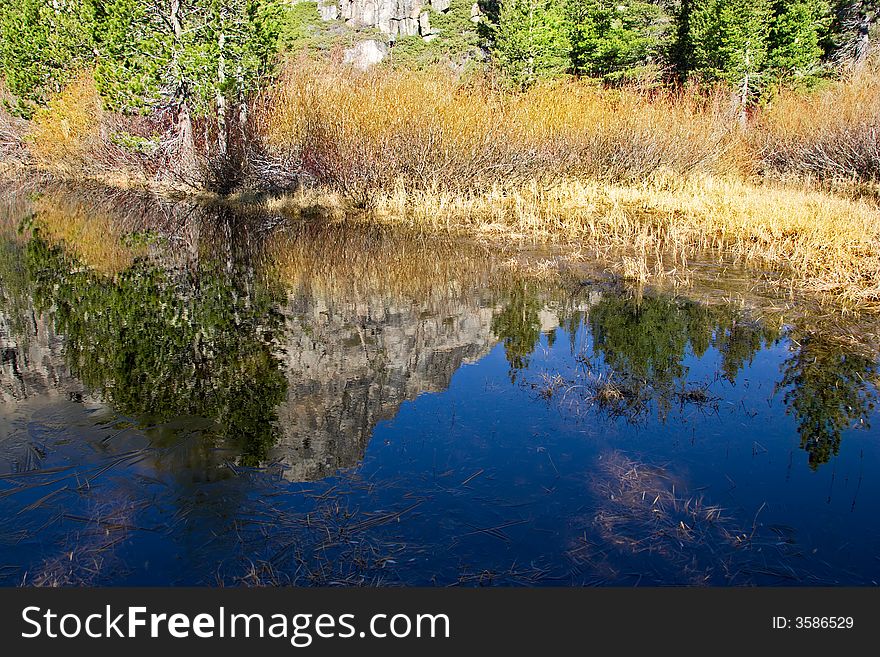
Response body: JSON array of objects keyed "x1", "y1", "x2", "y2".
[{"x1": 255, "y1": 60, "x2": 737, "y2": 202}]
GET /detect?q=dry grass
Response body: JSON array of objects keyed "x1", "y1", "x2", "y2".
[
  {"x1": 574, "y1": 450, "x2": 808, "y2": 584},
  {"x1": 0, "y1": 83, "x2": 27, "y2": 165},
  {"x1": 755, "y1": 63, "x2": 880, "y2": 181},
  {"x1": 253, "y1": 62, "x2": 880, "y2": 305},
  {"x1": 591, "y1": 451, "x2": 728, "y2": 555},
  {"x1": 262, "y1": 214, "x2": 501, "y2": 303},
  {"x1": 257, "y1": 60, "x2": 735, "y2": 200},
  {"x1": 274, "y1": 174, "x2": 880, "y2": 305},
  {"x1": 24, "y1": 72, "x2": 171, "y2": 184},
  {"x1": 26, "y1": 498, "x2": 135, "y2": 587},
  {"x1": 535, "y1": 368, "x2": 650, "y2": 422}
]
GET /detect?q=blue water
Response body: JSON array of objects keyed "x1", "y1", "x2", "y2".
[{"x1": 0, "y1": 190, "x2": 878, "y2": 586}]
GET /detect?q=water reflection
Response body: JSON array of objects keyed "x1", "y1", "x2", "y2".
[
  {"x1": 1, "y1": 186, "x2": 880, "y2": 584},
  {"x1": 0, "y1": 187, "x2": 508, "y2": 481},
  {"x1": 779, "y1": 333, "x2": 879, "y2": 469},
  {"x1": 1, "y1": 186, "x2": 878, "y2": 478},
  {"x1": 26, "y1": 224, "x2": 287, "y2": 467}
]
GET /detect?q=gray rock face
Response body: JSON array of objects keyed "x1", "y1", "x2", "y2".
[
  {"x1": 318, "y1": 1, "x2": 339, "y2": 20},
  {"x1": 342, "y1": 39, "x2": 389, "y2": 70},
  {"x1": 328, "y1": 0, "x2": 450, "y2": 38},
  {"x1": 0, "y1": 310, "x2": 86, "y2": 404}
]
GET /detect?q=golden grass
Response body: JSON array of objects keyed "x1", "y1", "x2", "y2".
[
  {"x1": 257, "y1": 60, "x2": 736, "y2": 199},
  {"x1": 268, "y1": 174, "x2": 880, "y2": 305}
]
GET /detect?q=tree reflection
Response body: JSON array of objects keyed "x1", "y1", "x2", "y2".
[
  {"x1": 25, "y1": 212, "x2": 288, "y2": 467},
  {"x1": 588, "y1": 291, "x2": 779, "y2": 400},
  {"x1": 779, "y1": 333, "x2": 879, "y2": 469},
  {"x1": 491, "y1": 281, "x2": 542, "y2": 379}
]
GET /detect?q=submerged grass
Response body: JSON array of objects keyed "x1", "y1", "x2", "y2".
[{"x1": 576, "y1": 451, "x2": 810, "y2": 585}]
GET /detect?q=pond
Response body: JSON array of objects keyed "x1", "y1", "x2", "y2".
[{"x1": 1, "y1": 185, "x2": 879, "y2": 586}]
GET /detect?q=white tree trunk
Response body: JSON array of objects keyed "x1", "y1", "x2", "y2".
[{"x1": 217, "y1": 31, "x2": 228, "y2": 157}]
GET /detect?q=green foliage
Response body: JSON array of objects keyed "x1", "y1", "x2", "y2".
[
  {"x1": 430, "y1": 0, "x2": 485, "y2": 58},
  {"x1": 490, "y1": 0, "x2": 571, "y2": 86},
  {"x1": 825, "y1": 1, "x2": 879, "y2": 66},
  {"x1": 91, "y1": 0, "x2": 170, "y2": 113},
  {"x1": 491, "y1": 282, "x2": 543, "y2": 377},
  {"x1": 587, "y1": 291, "x2": 780, "y2": 415},
  {"x1": 566, "y1": 0, "x2": 670, "y2": 81},
  {"x1": 0, "y1": 227, "x2": 33, "y2": 346},
  {"x1": 179, "y1": 0, "x2": 284, "y2": 112},
  {"x1": 278, "y1": 1, "x2": 324, "y2": 50},
  {"x1": 0, "y1": 1, "x2": 285, "y2": 117},
  {"x1": 109, "y1": 131, "x2": 160, "y2": 155},
  {"x1": 25, "y1": 227, "x2": 288, "y2": 466},
  {"x1": 389, "y1": 35, "x2": 442, "y2": 69},
  {"x1": 685, "y1": 0, "x2": 831, "y2": 99},
  {"x1": 767, "y1": 0, "x2": 832, "y2": 84},
  {"x1": 688, "y1": 0, "x2": 773, "y2": 93},
  {"x1": 0, "y1": 0, "x2": 97, "y2": 116},
  {"x1": 0, "y1": 0, "x2": 867, "y2": 126}
]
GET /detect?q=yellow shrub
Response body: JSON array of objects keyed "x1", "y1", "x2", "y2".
[
  {"x1": 28, "y1": 73, "x2": 103, "y2": 171},
  {"x1": 256, "y1": 60, "x2": 737, "y2": 201}
]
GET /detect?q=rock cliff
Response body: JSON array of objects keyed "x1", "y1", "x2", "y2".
[{"x1": 319, "y1": 0, "x2": 444, "y2": 39}]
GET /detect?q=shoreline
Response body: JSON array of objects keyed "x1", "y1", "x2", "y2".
[{"x1": 3, "y1": 166, "x2": 880, "y2": 315}]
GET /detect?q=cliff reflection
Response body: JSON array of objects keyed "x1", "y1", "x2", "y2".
[
  {"x1": 267, "y1": 222, "x2": 500, "y2": 480},
  {"x1": 0, "y1": 189, "x2": 506, "y2": 481}
]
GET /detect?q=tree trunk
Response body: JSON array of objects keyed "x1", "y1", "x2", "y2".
[
  {"x1": 846, "y1": 1, "x2": 875, "y2": 70},
  {"x1": 738, "y1": 46, "x2": 751, "y2": 129},
  {"x1": 170, "y1": 0, "x2": 196, "y2": 171},
  {"x1": 216, "y1": 31, "x2": 228, "y2": 157},
  {"x1": 854, "y1": 10, "x2": 871, "y2": 67}
]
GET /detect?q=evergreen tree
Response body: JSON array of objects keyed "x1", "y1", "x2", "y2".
[
  {"x1": 0, "y1": 1, "x2": 283, "y2": 154},
  {"x1": 491, "y1": 0, "x2": 571, "y2": 87},
  {"x1": 688, "y1": 0, "x2": 773, "y2": 121},
  {"x1": 671, "y1": 0, "x2": 695, "y2": 78},
  {"x1": 0, "y1": 0, "x2": 97, "y2": 116},
  {"x1": 566, "y1": 0, "x2": 669, "y2": 81},
  {"x1": 768, "y1": 0, "x2": 832, "y2": 85}
]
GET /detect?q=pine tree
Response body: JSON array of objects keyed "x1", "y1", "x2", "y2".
[
  {"x1": 0, "y1": 1, "x2": 283, "y2": 155},
  {"x1": 92, "y1": 1, "x2": 283, "y2": 165},
  {"x1": 0, "y1": 0, "x2": 97, "y2": 116},
  {"x1": 768, "y1": 0, "x2": 832, "y2": 85},
  {"x1": 566, "y1": 0, "x2": 669, "y2": 81},
  {"x1": 688, "y1": 0, "x2": 773, "y2": 123},
  {"x1": 491, "y1": 0, "x2": 571, "y2": 87},
  {"x1": 671, "y1": 0, "x2": 695, "y2": 78}
]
